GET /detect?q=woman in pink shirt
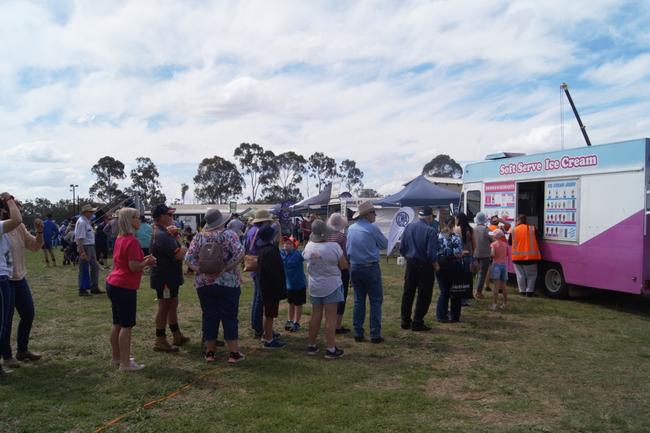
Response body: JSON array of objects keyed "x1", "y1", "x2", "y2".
[
  {"x1": 489, "y1": 229, "x2": 509, "y2": 310},
  {"x1": 106, "y1": 208, "x2": 156, "y2": 372}
]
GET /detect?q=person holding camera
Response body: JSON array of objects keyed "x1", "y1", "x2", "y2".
[
  {"x1": 2, "y1": 201, "x2": 45, "y2": 369},
  {"x1": 0, "y1": 193, "x2": 24, "y2": 376}
]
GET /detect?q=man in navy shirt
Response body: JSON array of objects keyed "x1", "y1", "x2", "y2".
[
  {"x1": 42, "y1": 214, "x2": 58, "y2": 267},
  {"x1": 399, "y1": 206, "x2": 439, "y2": 331}
]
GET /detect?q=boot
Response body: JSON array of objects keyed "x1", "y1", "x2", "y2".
[
  {"x1": 172, "y1": 332, "x2": 190, "y2": 346},
  {"x1": 153, "y1": 336, "x2": 179, "y2": 353}
]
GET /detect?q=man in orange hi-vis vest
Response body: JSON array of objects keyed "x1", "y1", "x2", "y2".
[{"x1": 509, "y1": 214, "x2": 541, "y2": 296}]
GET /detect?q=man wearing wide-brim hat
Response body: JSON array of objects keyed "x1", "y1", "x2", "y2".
[
  {"x1": 245, "y1": 209, "x2": 275, "y2": 338},
  {"x1": 346, "y1": 200, "x2": 388, "y2": 343},
  {"x1": 75, "y1": 204, "x2": 103, "y2": 296}
]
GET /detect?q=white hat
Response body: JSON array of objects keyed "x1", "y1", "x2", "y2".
[{"x1": 353, "y1": 201, "x2": 376, "y2": 219}]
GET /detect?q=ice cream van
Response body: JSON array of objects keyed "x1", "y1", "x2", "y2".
[{"x1": 460, "y1": 137, "x2": 650, "y2": 298}]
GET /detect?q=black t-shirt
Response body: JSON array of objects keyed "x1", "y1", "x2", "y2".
[{"x1": 150, "y1": 224, "x2": 184, "y2": 289}]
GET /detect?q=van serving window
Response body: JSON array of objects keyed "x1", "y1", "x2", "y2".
[{"x1": 467, "y1": 190, "x2": 481, "y2": 220}]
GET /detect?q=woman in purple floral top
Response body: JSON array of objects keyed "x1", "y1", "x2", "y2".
[{"x1": 185, "y1": 209, "x2": 245, "y2": 364}]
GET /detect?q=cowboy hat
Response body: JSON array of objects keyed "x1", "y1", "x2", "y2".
[
  {"x1": 252, "y1": 209, "x2": 273, "y2": 224},
  {"x1": 352, "y1": 200, "x2": 376, "y2": 219},
  {"x1": 204, "y1": 208, "x2": 230, "y2": 230},
  {"x1": 80, "y1": 204, "x2": 97, "y2": 213}
]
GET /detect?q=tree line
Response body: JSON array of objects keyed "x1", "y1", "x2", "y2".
[
  {"x1": 87, "y1": 143, "x2": 366, "y2": 207},
  {"x1": 17, "y1": 150, "x2": 461, "y2": 227}
]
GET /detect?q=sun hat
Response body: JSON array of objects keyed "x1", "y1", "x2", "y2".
[
  {"x1": 475, "y1": 212, "x2": 488, "y2": 225},
  {"x1": 352, "y1": 200, "x2": 376, "y2": 219},
  {"x1": 80, "y1": 204, "x2": 97, "y2": 213},
  {"x1": 327, "y1": 212, "x2": 348, "y2": 232},
  {"x1": 152, "y1": 203, "x2": 176, "y2": 219},
  {"x1": 252, "y1": 209, "x2": 273, "y2": 224},
  {"x1": 204, "y1": 208, "x2": 230, "y2": 230},
  {"x1": 310, "y1": 220, "x2": 331, "y2": 242}
]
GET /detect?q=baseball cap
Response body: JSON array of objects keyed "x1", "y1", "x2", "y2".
[{"x1": 418, "y1": 206, "x2": 433, "y2": 217}]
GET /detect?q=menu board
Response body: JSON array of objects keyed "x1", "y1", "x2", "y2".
[
  {"x1": 484, "y1": 181, "x2": 515, "y2": 222},
  {"x1": 544, "y1": 179, "x2": 578, "y2": 241}
]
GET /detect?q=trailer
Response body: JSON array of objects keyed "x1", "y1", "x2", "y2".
[{"x1": 460, "y1": 137, "x2": 650, "y2": 298}]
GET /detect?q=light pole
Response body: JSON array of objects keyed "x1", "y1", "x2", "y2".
[{"x1": 70, "y1": 184, "x2": 79, "y2": 215}]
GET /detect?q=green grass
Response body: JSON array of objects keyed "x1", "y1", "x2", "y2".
[{"x1": 1, "y1": 251, "x2": 650, "y2": 433}]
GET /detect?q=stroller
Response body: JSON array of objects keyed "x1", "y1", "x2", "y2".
[{"x1": 61, "y1": 235, "x2": 79, "y2": 266}]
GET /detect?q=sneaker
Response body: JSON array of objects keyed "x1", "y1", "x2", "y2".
[
  {"x1": 16, "y1": 351, "x2": 42, "y2": 362},
  {"x1": 489, "y1": 303, "x2": 497, "y2": 311},
  {"x1": 203, "y1": 351, "x2": 216, "y2": 363},
  {"x1": 325, "y1": 347, "x2": 344, "y2": 359},
  {"x1": 119, "y1": 360, "x2": 145, "y2": 372},
  {"x1": 227, "y1": 352, "x2": 245, "y2": 364},
  {"x1": 411, "y1": 323, "x2": 432, "y2": 332},
  {"x1": 499, "y1": 303, "x2": 507, "y2": 310},
  {"x1": 291, "y1": 322, "x2": 301, "y2": 332},
  {"x1": 284, "y1": 320, "x2": 294, "y2": 331},
  {"x1": 335, "y1": 326, "x2": 350, "y2": 335},
  {"x1": 263, "y1": 339, "x2": 287, "y2": 349},
  {"x1": 400, "y1": 321, "x2": 411, "y2": 330},
  {"x1": 260, "y1": 332, "x2": 281, "y2": 342},
  {"x1": 370, "y1": 337, "x2": 385, "y2": 344},
  {"x1": 79, "y1": 291, "x2": 91, "y2": 297},
  {"x1": 3, "y1": 358, "x2": 20, "y2": 369},
  {"x1": 354, "y1": 336, "x2": 366, "y2": 342},
  {"x1": 90, "y1": 289, "x2": 105, "y2": 294},
  {"x1": 307, "y1": 345, "x2": 319, "y2": 356},
  {"x1": 112, "y1": 357, "x2": 135, "y2": 366}
]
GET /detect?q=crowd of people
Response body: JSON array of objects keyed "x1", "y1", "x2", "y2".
[{"x1": 0, "y1": 191, "x2": 542, "y2": 376}]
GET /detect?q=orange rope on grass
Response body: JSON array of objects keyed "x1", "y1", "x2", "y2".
[{"x1": 91, "y1": 347, "x2": 258, "y2": 433}]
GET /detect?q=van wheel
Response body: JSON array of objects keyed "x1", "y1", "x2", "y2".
[{"x1": 543, "y1": 264, "x2": 568, "y2": 299}]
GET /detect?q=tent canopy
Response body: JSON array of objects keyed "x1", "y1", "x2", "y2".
[
  {"x1": 291, "y1": 183, "x2": 332, "y2": 211},
  {"x1": 374, "y1": 175, "x2": 460, "y2": 207}
]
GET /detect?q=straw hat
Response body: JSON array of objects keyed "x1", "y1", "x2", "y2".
[
  {"x1": 352, "y1": 200, "x2": 376, "y2": 219},
  {"x1": 80, "y1": 204, "x2": 97, "y2": 214},
  {"x1": 252, "y1": 209, "x2": 273, "y2": 224}
]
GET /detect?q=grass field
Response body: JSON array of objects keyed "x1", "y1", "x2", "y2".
[{"x1": 1, "y1": 250, "x2": 649, "y2": 433}]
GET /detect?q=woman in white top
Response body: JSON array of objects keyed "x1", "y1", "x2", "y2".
[
  {"x1": 302, "y1": 220, "x2": 348, "y2": 359},
  {"x1": 0, "y1": 193, "x2": 24, "y2": 377}
]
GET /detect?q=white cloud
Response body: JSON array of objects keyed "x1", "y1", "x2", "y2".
[{"x1": 0, "y1": 0, "x2": 648, "y2": 203}]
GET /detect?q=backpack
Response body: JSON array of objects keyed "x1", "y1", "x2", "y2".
[{"x1": 198, "y1": 232, "x2": 226, "y2": 275}]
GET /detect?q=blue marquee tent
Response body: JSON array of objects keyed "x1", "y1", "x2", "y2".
[{"x1": 373, "y1": 175, "x2": 460, "y2": 207}]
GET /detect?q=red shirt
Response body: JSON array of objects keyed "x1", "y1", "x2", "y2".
[{"x1": 107, "y1": 234, "x2": 144, "y2": 290}]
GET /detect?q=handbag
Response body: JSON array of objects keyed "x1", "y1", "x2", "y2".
[
  {"x1": 242, "y1": 229, "x2": 259, "y2": 272},
  {"x1": 449, "y1": 260, "x2": 471, "y2": 295}
]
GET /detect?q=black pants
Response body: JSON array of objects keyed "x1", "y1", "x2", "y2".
[{"x1": 401, "y1": 260, "x2": 435, "y2": 325}]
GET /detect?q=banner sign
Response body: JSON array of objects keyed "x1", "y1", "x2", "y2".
[
  {"x1": 484, "y1": 181, "x2": 515, "y2": 222},
  {"x1": 387, "y1": 207, "x2": 414, "y2": 256}
]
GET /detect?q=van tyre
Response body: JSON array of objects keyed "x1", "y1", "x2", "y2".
[{"x1": 543, "y1": 263, "x2": 568, "y2": 299}]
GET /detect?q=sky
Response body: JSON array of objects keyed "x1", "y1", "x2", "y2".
[{"x1": 1, "y1": 0, "x2": 649, "y2": 204}]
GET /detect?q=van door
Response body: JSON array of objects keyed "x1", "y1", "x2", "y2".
[{"x1": 516, "y1": 181, "x2": 545, "y2": 232}]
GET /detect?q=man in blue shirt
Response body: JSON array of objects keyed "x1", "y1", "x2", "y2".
[
  {"x1": 42, "y1": 214, "x2": 58, "y2": 267},
  {"x1": 346, "y1": 201, "x2": 388, "y2": 343},
  {"x1": 399, "y1": 206, "x2": 439, "y2": 331}
]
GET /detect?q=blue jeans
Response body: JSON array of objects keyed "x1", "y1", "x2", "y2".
[
  {"x1": 0, "y1": 277, "x2": 15, "y2": 359},
  {"x1": 197, "y1": 284, "x2": 241, "y2": 341},
  {"x1": 436, "y1": 270, "x2": 462, "y2": 322},
  {"x1": 250, "y1": 273, "x2": 263, "y2": 334},
  {"x1": 11, "y1": 279, "x2": 35, "y2": 353},
  {"x1": 351, "y1": 263, "x2": 383, "y2": 339}
]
